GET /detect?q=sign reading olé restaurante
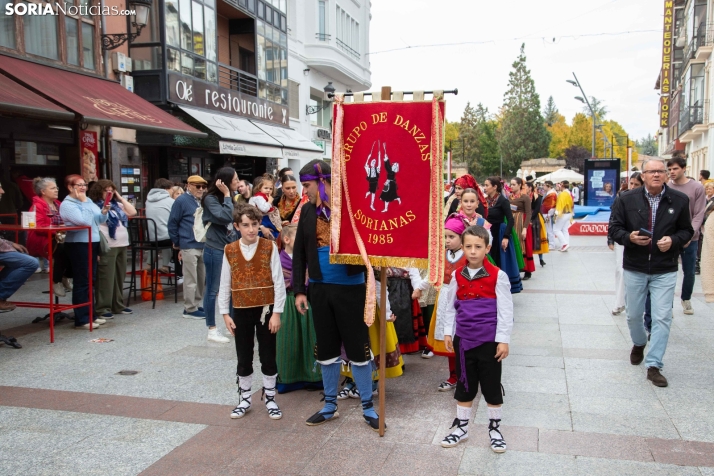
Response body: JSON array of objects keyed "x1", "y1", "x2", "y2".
[{"x1": 168, "y1": 73, "x2": 288, "y2": 127}]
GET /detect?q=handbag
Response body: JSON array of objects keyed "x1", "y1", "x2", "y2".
[{"x1": 99, "y1": 232, "x2": 111, "y2": 255}]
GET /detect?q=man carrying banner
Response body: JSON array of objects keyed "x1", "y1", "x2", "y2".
[{"x1": 293, "y1": 159, "x2": 385, "y2": 432}]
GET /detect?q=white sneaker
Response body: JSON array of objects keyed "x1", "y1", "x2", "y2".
[
  {"x1": 207, "y1": 327, "x2": 230, "y2": 343},
  {"x1": 177, "y1": 277, "x2": 184, "y2": 286},
  {"x1": 421, "y1": 349, "x2": 434, "y2": 359},
  {"x1": 611, "y1": 306, "x2": 625, "y2": 316},
  {"x1": 53, "y1": 282, "x2": 66, "y2": 297},
  {"x1": 682, "y1": 300, "x2": 694, "y2": 315}
]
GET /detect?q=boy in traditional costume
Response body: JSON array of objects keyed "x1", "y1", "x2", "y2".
[
  {"x1": 293, "y1": 160, "x2": 385, "y2": 431},
  {"x1": 440, "y1": 225, "x2": 513, "y2": 452},
  {"x1": 219, "y1": 204, "x2": 286, "y2": 420}
]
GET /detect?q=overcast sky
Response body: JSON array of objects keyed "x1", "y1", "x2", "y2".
[{"x1": 368, "y1": 0, "x2": 662, "y2": 142}]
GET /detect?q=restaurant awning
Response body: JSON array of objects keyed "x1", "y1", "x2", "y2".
[
  {"x1": 0, "y1": 73, "x2": 74, "y2": 121},
  {"x1": 250, "y1": 121, "x2": 324, "y2": 160},
  {"x1": 179, "y1": 105, "x2": 323, "y2": 160},
  {"x1": 0, "y1": 55, "x2": 205, "y2": 138}
]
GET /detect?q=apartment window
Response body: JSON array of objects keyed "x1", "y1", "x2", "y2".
[
  {"x1": 335, "y1": 5, "x2": 359, "y2": 59},
  {"x1": 165, "y1": 0, "x2": 217, "y2": 81},
  {"x1": 0, "y1": 0, "x2": 15, "y2": 48},
  {"x1": 256, "y1": 18, "x2": 288, "y2": 105},
  {"x1": 24, "y1": 7, "x2": 59, "y2": 60},
  {"x1": 65, "y1": 18, "x2": 79, "y2": 65},
  {"x1": 81, "y1": 23, "x2": 95, "y2": 69},
  {"x1": 317, "y1": 0, "x2": 327, "y2": 40}
]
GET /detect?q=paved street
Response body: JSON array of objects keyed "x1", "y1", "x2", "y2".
[{"x1": 1, "y1": 235, "x2": 714, "y2": 475}]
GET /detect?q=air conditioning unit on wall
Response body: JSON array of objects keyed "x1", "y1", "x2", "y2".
[{"x1": 314, "y1": 127, "x2": 331, "y2": 140}]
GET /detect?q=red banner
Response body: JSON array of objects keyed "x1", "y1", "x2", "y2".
[
  {"x1": 330, "y1": 98, "x2": 445, "y2": 285},
  {"x1": 80, "y1": 130, "x2": 99, "y2": 182}
]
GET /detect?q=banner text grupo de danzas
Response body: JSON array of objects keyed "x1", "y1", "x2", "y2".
[{"x1": 330, "y1": 99, "x2": 445, "y2": 286}]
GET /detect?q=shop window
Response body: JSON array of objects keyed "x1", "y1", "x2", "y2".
[
  {"x1": 0, "y1": 0, "x2": 15, "y2": 49},
  {"x1": 15, "y1": 142, "x2": 60, "y2": 165},
  {"x1": 167, "y1": 48, "x2": 181, "y2": 71},
  {"x1": 181, "y1": 52, "x2": 194, "y2": 76},
  {"x1": 24, "y1": 9, "x2": 59, "y2": 60}
]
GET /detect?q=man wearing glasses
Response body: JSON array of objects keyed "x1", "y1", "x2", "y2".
[
  {"x1": 0, "y1": 183, "x2": 38, "y2": 313},
  {"x1": 168, "y1": 176, "x2": 207, "y2": 319},
  {"x1": 609, "y1": 159, "x2": 693, "y2": 387}
]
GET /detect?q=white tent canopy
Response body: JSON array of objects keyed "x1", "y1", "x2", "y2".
[{"x1": 535, "y1": 168, "x2": 584, "y2": 183}]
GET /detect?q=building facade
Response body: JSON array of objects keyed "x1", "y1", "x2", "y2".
[
  {"x1": 285, "y1": 0, "x2": 371, "y2": 172},
  {"x1": 0, "y1": 0, "x2": 205, "y2": 212},
  {"x1": 658, "y1": 0, "x2": 712, "y2": 178}
]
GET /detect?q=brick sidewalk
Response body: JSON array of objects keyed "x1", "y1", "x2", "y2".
[{"x1": 2, "y1": 236, "x2": 714, "y2": 475}]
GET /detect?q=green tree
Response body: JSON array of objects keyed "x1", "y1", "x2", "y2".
[
  {"x1": 582, "y1": 96, "x2": 608, "y2": 122},
  {"x1": 543, "y1": 96, "x2": 559, "y2": 126},
  {"x1": 475, "y1": 120, "x2": 501, "y2": 178},
  {"x1": 498, "y1": 44, "x2": 551, "y2": 177},
  {"x1": 636, "y1": 134, "x2": 657, "y2": 156},
  {"x1": 546, "y1": 113, "x2": 569, "y2": 159}
]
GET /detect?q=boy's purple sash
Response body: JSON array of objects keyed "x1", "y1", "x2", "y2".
[{"x1": 454, "y1": 298, "x2": 497, "y2": 391}]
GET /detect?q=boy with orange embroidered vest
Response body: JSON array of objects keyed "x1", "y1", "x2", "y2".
[
  {"x1": 440, "y1": 225, "x2": 513, "y2": 452},
  {"x1": 219, "y1": 204, "x2": 286, "y2": 420}
]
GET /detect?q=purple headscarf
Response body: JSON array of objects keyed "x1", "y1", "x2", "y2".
[{"x1": 299, "y1": 163, "x2": 332, "y2": 219}]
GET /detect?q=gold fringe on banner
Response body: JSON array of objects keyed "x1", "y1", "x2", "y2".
[{"x1": 330, "y1": 254, "x2": 429, "y2": 269}]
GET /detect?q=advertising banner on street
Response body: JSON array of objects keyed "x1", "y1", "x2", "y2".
[
  {"x1": 583, "y1": 158, "x2": 621, "y2": 207},
  {"x1": 329, "y1": 95, "x2": 446, "y2": 324},
  {"x1": 80, "y1": 131, "x2": 99, "y2": 182}
]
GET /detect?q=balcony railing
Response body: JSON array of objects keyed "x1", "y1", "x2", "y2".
[
  {"x1": 336, "y1": 38, "x2": 360, "y2": 60},
  {"x1": 683, "y1": 23, "x2": 714, "y2": 61},
  {"x1": 218, "y1": 63, "x2": 258, "y2": 97},
  {"x1": 315, "y1": 33, "x2": 331, "y2": 42},
  {"x1": 679, "y1": 100, "x2": 708, "y2": 135}
]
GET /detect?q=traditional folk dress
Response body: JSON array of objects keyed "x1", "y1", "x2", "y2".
[
  {"x1": 218, "y1": 237, "x2": 286, "y2": 419},
  {"x1": 387, "y1": 267, "x2": 429, "y2": 355},
  {"x1": 441, "y1": 260, "x2": 513, "y2": 402},
  {"x1": 427, "y1": 248, "x2": 468, "y2": 385},
  {"x1": 485, "y1": 194, "x2": 522, "y2": 294},
  {"x1": 275, "y1": 250, "x2": 322, "y2": 393},
  {"x1": 531, "y1": 194, "x2": 549, "y2": 256},
  {"x1": 509, "y1": 193, "x2": 535, "y2": 273}
]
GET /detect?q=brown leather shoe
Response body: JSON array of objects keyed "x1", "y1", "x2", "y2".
[
  {"x1": 647, "y1": 367, "x2": 668, "y2": 387},
  {"x1": 630, "y1": 344, "x2": 646, "y2": 365},
  {"x1": 0, "y1": 300, "x2": 16, "y2": 313}
]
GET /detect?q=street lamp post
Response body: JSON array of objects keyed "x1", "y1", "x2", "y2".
[{"x1": 567, "y1": 73, "x2": 597, "y2": 159}]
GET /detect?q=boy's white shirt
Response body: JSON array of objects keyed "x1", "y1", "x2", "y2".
[
  {"x1": 218, "y1": 238, "x2": 286, "y2": 315},
  {"x1": 406, "y1": 267, "x2": 429, "y2": 291},
  {"x1": 375, "y1": 278, "x2": 392, "y2": 317},
  {"x1": 441, "y1": 268, "x2": 514, "y2": 344},
  {"x1": 433, "y1": 249, "x2": 464, "y2": 341}
]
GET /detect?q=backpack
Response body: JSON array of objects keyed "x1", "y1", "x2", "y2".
[{"x1": 193, "y1": 206, "x2": 211, "y2": 242}]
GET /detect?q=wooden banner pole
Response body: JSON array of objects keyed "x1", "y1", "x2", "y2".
[{"x1": 378, "y1": 85, "x2": 391, "y2": 437}]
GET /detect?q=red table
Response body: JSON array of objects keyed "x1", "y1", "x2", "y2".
[{"x1": 0, "y1": 224, "x2": 94, "y2": 342}]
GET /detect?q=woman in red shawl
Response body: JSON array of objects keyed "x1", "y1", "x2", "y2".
[{"x1": 444, "y1": 174, "x2": 487, "y2": 219}]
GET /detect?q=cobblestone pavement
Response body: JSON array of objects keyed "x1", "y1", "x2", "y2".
[{"x1": 1, "y1": 236, "x2": 714, "y2": 475}]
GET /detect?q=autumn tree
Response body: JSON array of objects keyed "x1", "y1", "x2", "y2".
[
  {"x1": 498, "y1": 44, "x2": 550, "y2": 176},
  {"x1": 547, "y1": 113, "x2": 570, "y2": 159}
]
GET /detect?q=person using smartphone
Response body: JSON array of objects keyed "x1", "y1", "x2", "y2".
[{"x1": 89, "y1": 180, "x2": 137, "y2": 320}]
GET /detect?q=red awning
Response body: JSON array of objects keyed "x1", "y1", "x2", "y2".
[
  {"x1": 0, "y1": 73, "x2": 74, "y2": 121},
  {"x1": 0, "y1": 55, "x2": 205, "y2": 138}
]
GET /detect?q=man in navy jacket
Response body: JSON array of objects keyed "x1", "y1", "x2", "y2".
[{"x1": 168, "y1": 176, "x2": 206, "y2": 319}]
